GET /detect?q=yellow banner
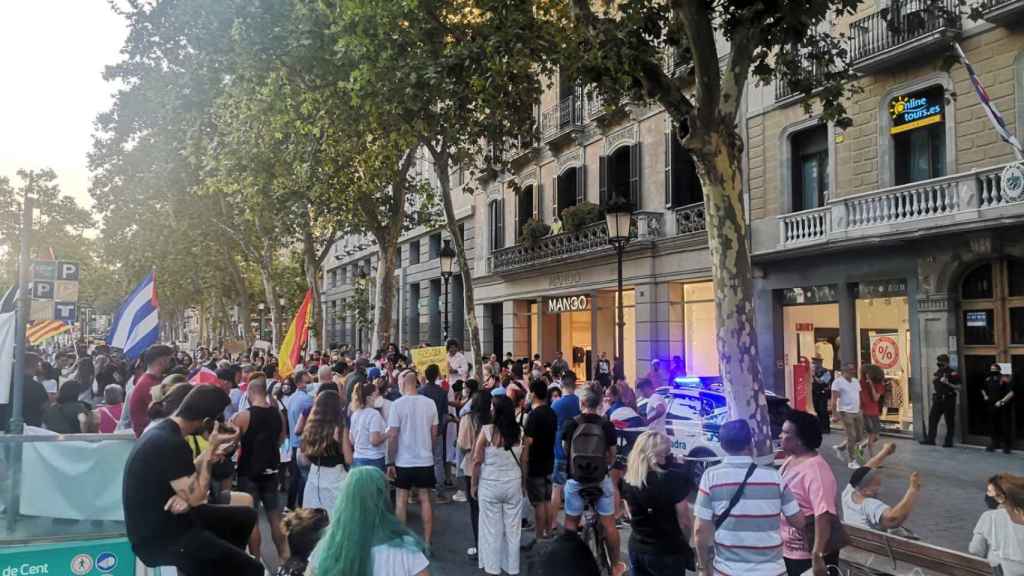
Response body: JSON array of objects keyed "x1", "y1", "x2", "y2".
[
  {"x1": 409, "y1": 346, "x2": 448, "y2": 373},
  {"x1": 890, "y1": 113, "x2": 941, "y2": 135}
]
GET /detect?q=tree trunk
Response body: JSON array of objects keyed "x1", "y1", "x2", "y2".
[
  {"x1": 695, "y1": 131, "x2": 772, "y2": 457},
  {"x1": 302, "y1": 226, "x2": 322, "y2": 350},
  {"x1": 431, "y1": 149, "x2": 483, "y2": 381},
  {"x1": 257, "y1": 248, "x2": 280, "y2": 349},
  {"x1": 369, "y1": 178, "x2": 409, "y2": 353},
  {"x1": 223, "y1": 253, "x2": 253, "y2": 347}
]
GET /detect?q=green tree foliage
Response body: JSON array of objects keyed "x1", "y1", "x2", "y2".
[{"x1": 555, "y1": 0, "x2": 863, "y2": 454}]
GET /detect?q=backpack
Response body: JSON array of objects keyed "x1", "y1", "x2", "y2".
[{"x1": 570, "y1": 416, "x2": 608, "y2": 484}]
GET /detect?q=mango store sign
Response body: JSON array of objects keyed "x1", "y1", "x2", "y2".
[
  {"x1": 0, "y1": 537, "x2": 133, "y2": 576},
  {"x1": 546, "y1": 295, "x2": 590, "y2": 314}
]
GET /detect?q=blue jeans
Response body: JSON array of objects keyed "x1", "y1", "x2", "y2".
[
  {"x1": 629, "y1": 547, "x2": 689, "y2": 576},
  {"x1": 564, "y1": 477, "x2": 614, "y2": 517},
  {"x1": 351, "y1": 457, "x2": 386, "y2": 471}
]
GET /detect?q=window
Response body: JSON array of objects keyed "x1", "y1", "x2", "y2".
[
  {"x1": 600, "y1": 144, "x2": 640, "y2": 208},
  {"x1": 517, "y1": 185, "x2": 534, "y2": 237},
  {"x1": 891, "y1": 85, "x2": 946, "y2": 185},
  {"x1": 790, "y1": 125, "x2": 829, "y2": 212},
  {"x1": 554, "y1": 167, "x2": 582, "y2": 219},
  {"x1": 489, "y1": 199, "x2": 505, "y2": 251},
  {"x1": 665, "y1": 128, "x2": 703, "y2": 208},
  {"x1": 429, "y1": 233, "x2": 442, "y2": 259},
  {"x1": 328, "y1": 269, "x2": 337, "y2": 288},
  {"x1": 458, "y1": 222, "x2": 465, "y2": 244},
  {"x1": 962, "y1": 263, "x2": 994, "y2": 300},
  {"x1": 409, "y1": 240, "x2": 420, "y2": 265}
]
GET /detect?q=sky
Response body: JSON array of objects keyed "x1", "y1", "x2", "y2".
[{"x1": 0, "y1": 2, "x2": 128, "y2": 212}]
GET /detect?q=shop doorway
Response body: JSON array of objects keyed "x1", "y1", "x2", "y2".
[
  {"x1": 783, "y1": 302, "x2": 840, "y2": 413},
  {"x1": 855, "y1": 286, "x2": 913, "y2": 433},
  {"x1": 958, "y1": 259, "x2": 1024, "y2": 445}
]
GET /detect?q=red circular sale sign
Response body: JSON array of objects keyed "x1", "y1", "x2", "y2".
[{"x1": 870, "y1": 335, "x2": 900, "y2": 369}]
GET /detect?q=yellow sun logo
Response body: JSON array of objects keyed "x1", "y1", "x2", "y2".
[{"x1": 890, "y1": 96, "x2": 908, "y2": 119}]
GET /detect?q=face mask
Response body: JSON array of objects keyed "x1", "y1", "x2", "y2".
[{"x1": 985, "y1": 495, "x2": 1000, "y2": 510}]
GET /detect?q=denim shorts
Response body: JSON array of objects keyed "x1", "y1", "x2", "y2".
[
  {"x1": 552, "y1": 458, "x2": 568, "y2": 486},
  {"x1": 564, "y1": 477, "x2": 614, "y2": 517},
  {"x1": 351, "y1": 457, "x2": 386, "y2": 471}
]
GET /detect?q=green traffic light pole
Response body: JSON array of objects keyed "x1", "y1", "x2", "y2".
[{"x1": 6, "y1": 195, "x2": 32, "y2": 533}]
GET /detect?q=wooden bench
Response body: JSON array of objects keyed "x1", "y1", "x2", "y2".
[{"x1": 841, "y1": 523, "x2": 992, "y2": 576}]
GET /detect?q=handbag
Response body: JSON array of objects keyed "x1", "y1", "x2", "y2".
[
  {"x1": 715, "y1": 464, "x2": 757, "y2": 529},
  {"x1": 803, "y1": 512, "x2": 851, "y2": 554}
]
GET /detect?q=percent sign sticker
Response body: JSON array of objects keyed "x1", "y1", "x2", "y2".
[{"x1": 870, "y1": 335, "x2": 900, "y2": 369}]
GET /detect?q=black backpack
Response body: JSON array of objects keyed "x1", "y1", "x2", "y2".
[{"x1": 570, "y1": 416, "x2": 608, "y2": 483}]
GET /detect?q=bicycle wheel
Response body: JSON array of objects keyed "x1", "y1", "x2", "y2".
[{"x1": 584, "y1": 515, "x2": 612, "y2": 576}]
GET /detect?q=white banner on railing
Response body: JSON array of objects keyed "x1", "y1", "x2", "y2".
[{"x1": 0, "y1": 311, "x2": 16, "y2": 404}]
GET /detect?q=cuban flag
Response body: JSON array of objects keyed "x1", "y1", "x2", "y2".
[
  {"x1": 955, "y1": 42, "x2": 1024, "y2": 161},
  {"x1": 107, "y1": 272, "x2": 160, "y2": 360}
]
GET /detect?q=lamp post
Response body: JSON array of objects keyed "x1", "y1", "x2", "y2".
[
  {"x1": 605, "y1": 198, "x2": 633, "y2": 370},
  {"x1": 257, "y1": 302, "x2": 266, "y2": 340},
  {"x1": 439, "y1": 240, "x2": 456, "y2": 342},
  {"x1": 357, "y1": 269, "x2": 368, "y2": 351}
]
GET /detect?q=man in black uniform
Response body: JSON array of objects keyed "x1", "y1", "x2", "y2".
[
  {"x1": 810, "y1": 355, "x2": 833, "y2": 434},
  {"x1": 922, "y1": 354, "x2": 961, "y2": 447},
  {"x1": 982, "y1": 363, "x2": 1015, "y2": 454}
]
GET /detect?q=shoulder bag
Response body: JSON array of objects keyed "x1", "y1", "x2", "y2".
[{"x1": 715, "y1": 464, "x2": 757, "y2": 529}]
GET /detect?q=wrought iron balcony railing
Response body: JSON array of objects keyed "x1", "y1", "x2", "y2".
[
  {"x1": 541, "y1": 93, "x2": 584, "y2": 144},
  {"x1": 978, "y1": 0, "x2": 1024, "y2": 25},
  {"x1": 674, "y1": 202, "x2": 707, "y2": 235},
  {"x1": 848, "y1": 0, "x2": 960, "y2": 73}
]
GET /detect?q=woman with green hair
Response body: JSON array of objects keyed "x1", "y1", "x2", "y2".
[{"x1": 308, "y1": 466, "x2": 430, "y2": 576}]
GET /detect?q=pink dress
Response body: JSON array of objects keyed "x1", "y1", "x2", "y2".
[{"x1": 779, "y1": 453, "x2": 838, "y2": 560}]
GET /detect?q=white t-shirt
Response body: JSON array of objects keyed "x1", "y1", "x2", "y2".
[
  {"x1": 971, "y1": 509, "x2": 1024, "y2": 576},
  {"x1": 831, "y1": 376, "x2": 861, "y2": 413},
  {"x1": 841, "y1": 484, "x2": 890, "y2": 530},
  {"x1": 447, "y1": 352, "x2": 468, "y2": 380},
  {"x1": 386, "y1": 395, "x2": 438, "y2": 468},
  {"x1": 350, "y1": 407, "x2": 387, "y2": 460},
  {"x1": 642, "y1": 393, "x2": 668, "y2": 435}
]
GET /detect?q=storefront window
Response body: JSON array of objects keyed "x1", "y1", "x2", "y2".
[
  {"x1": 683, "y1": 282, "x2": 719, "y2": 377},
  {"x1": 855, "y1": 289, "x2": 912, "y2": 432},
  {"x1": 783, "y1": 302, "x2": 840, "y2": 413},
  {"x1": 559, "y1": 308, "x2": 592, "y2": 378}
]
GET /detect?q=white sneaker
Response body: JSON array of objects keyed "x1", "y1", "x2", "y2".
[
  {"x1": 452, "y1": 490, "x2": 467, "y2": 502},
  {"x1": 847, "y1": 461, "x2": 860, "y2": 470},
  {"x1": 832, "y1": 444, "x2": 846, "y2": 461}
]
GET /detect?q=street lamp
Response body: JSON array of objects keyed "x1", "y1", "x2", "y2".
[
  {"x1": 439, "y1": 240, "x2": 456, "y2": 341},
  {"x1": 605, "y1": 197, "x2": 633, "y2": 371},
  {"x1": 257, "y1": 303, "x2": 266, "y2": 340},
  {"x1": 357, "y1": 268, "x2": 369, "y2": 351}
]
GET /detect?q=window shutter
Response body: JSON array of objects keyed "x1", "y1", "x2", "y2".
[
  {"x1": 665, "y1": 131, "x2": 673, "y2": 208},
  {"x1": 599, "y1": 156, "x2": 608, "y2": 206},
  {"x1": 534, "y1": 183, "x2": 542, "y2": 220},
  {"x1": 629, "y1": 142, "x2": 641, "y2": 209},
  {"x1": 498, "y1": 198, "x2": 505, "y2": 249},
  {"x1": 576, "y1": 165, "x2": 586, "y2": 205},
  {"x1": 552, "y1": 176, "x2": 558, "y2": 219}
]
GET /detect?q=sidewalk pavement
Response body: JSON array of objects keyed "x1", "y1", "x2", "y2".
[{"x1": 818, "y1": 431, "x2": 1024, "y2": 552}]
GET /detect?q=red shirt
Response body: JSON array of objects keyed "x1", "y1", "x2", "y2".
[
  {"x1": 129, "y1": 372, "x2": 161, "y2": 437},
  {"x1": 860, "y1": 378, "x2": 885, "y2": 417}
]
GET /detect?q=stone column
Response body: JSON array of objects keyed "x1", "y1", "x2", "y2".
[
  {"x1": 838, "y1": 282, "x2": 856, "y2": 368},
  {"x1": 915, "y1": 292, "x2": 954, "y2": 442},
  {"x1": 634, "y1": 283, "x2": 656, "y2": 372}
]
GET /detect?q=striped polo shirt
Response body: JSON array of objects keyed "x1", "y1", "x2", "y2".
[{"x1": 694, "y1": 456, "x2": 800, "y2": 576}]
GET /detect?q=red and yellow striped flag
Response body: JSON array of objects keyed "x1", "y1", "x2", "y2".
[
  {"x1": 27, "y1": 320, "x2": 70, "y2": 345},
  {"x1": 277, "y1": 290, "x2": 313, "y2": 379}
]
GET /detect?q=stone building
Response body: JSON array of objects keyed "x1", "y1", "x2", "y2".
[{"x1": 748, "y1": 0, "x2": 1024, "y2": 444}]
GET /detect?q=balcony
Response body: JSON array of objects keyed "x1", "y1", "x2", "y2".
[
  {"x1": 489, "y1": 212, "x2": 674, "y2": 274},
  {"x1": 674, "y1": 202, "x2": 707, "y2": 235},
  {"x1": 979, "y1": 0, "x2": 1024, "y2": 26},
  {"x1": 848, "y1": 0, "x2": 960, "y2": 74},
  {"x1": 541, "y1": 93, "x2": 584, "y2": 148},
  {"x1": 775, "y1": 53, "x2": 829, "y2": 103},
  {"x1": 772, "y1": 163, "x2": 1021, "y2": 250}
]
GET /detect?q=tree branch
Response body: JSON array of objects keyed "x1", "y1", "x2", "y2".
[
  {"x1": 673, "y1": 0, "x2": 720, "y2": 128},
  {"x1": 720, "y1": 23, "x2": 757, "y2": 123}
]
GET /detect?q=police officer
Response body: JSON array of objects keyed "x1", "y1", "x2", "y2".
[
  {"x1": 922, "y1": 354, "x2": 961, "y2": 447},
  {"x1": 982, "y1": 363, "x2": 1015, "y2": 454},
  {"x1": 811, "y1": 354, "x2": 833, "y2": 433}
]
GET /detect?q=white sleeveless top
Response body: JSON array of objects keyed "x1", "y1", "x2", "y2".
[{"x1": 479, "y1": 425, "x2": 522, "y2": 483}]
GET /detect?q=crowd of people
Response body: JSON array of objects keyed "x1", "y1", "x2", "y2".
[{"x1": 7, "y1": 337, "x2": 1022, "y2": 576}]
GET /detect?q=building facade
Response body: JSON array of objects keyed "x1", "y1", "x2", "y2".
[
  {"x1": 324, "y1": 1, "x2": 1024, "y2": 445},
  {"x1": 747, "y1": 0, "x2": 1024, "y2": 444}
]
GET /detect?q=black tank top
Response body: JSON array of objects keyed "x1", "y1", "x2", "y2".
[{"x1": 239, "y1": 405, "x2": 282, "y2": 478}]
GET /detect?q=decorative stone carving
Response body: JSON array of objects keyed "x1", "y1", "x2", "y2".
[
  {"x1": 917, "y1": 294, "x2": 952, "y2": 313},
  {"x1": 558, "y1": 149, "x2": 583, "y2": 171},
  {"x1": 970, "y1": 235, "x2": 993, "y2": 257},
  {"x1": 605, "y1": 124, "x2": 639, "y2": 154}
]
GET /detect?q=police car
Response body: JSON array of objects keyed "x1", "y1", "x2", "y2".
[{"x1": 657, "y1": 377, "x2": 790, "y2": 483}]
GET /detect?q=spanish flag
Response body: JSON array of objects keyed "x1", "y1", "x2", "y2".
[
  {"x1": 28, "y1": 320, "x2": 70, "y2": 345},
  {"x1": 277, "y1": 289, "x2": 313, "y2": 379}
]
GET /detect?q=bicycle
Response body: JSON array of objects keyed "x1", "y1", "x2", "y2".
[{"x1": 577, "y1": 483, "x2": 613, "y2": 576}]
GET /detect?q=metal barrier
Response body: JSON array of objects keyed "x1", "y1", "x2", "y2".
[{"x1": 0, "y1": 431, "x2": 138, "y2": 574}]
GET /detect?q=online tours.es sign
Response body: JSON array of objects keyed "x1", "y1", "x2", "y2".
[{"x1": 889, "y1": 89, "x2": 943, "y2": 135}]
